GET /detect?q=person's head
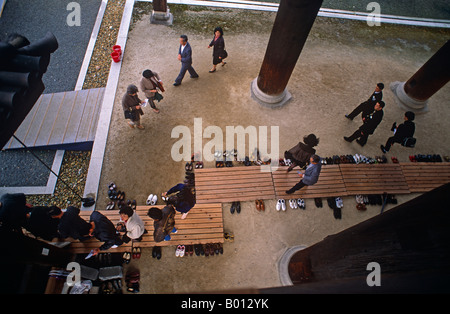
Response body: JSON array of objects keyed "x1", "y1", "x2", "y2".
[
  {"x1": 142, "y1": 69, "x2": 154, "y2": 79},
  {"x1": 119, "y1": 206, "x2": 134, "y2": 221},
  {"x1": 303, "y1": 134, "x2": 320, "y2": 147},
  {"x1": 167, "y1": 195, "x2": 179, "y2": 207},
  {"x1": 147, "y1": 207, "x2": 162, "y2": 221},
  {"x1": 375, "y1": 83, "x2": 384, "y2": 92},
  {"x1": 375, "y1": 101, "x2": 385, "y2": 111},
  {"x1": 405, "y1": 111, "x2": 415, "y2": 121},
  {"x1": 48, "y1": 206, "x2": 62, "y2": 219},
  {"x1": 127, "y1": 84, "x2": 138, "y2": 96},
  {"x1": 310, "y1": 154, "x2": 321, "y2": 164},
  {"x1": 180, "y1": 35, "x2": 188, "y2": 45},
  {"x1": 214, "y1": 26, "x2": 223, "y2": 37}
]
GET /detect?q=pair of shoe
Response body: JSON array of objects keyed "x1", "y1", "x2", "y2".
[
  {"x1": 391, "y1": 156, "x2": 399, "y2": 163},
  {"x1": 175, "y1": 245, "x2": 185, "y2": 257},
  {"x1": 255, "y1": 200, "x2": 265, "y2": 211},
  {"x1": 204, "y1": 243, "x2": 222, "y2": 257},
  {"x1": 224, "y1": 232, "x2": 234, "y2": 242},
  {"x1": 185, "y1": 162, "x2": 194, "y2": 171},
  {"x1": 152, "y1": 246, "x2": 162, "y2": 260},
  {"x1": 125, "y1": 271, "x2": 140, "y2": 293},
  {"x1": 122, "y1": 251, "x2": 131, "y2": 264},
  {"x1": 126, "y1": 199, "x2": 137, "y2": 210},
  {"x1": 230, "y1": 201, "x2": 241, "y2": 214},
  {"x1": 314, "y1": 198, "x2": 323, "y2": 208},
  {"x1": 215, "y1": 160, "x2": 225, "y2": 168},
  {"x1": 132, "y1": 247, "x2": 141, "y2": 259},
  {"x1": 195, "y1": 161, "x2": 204, "y2": 169},
  {"x1": 106, "y1": 201, "x2": 116, "y2": 210},
  {"x1": 146, "y1": 194, "x2": 157, "y2": 205},
  {"x1": 276, "y1": 199, "x2": 286, "y2": 211},
  {"x1": 100, "y1": 280, "x2": 122, "y2": 294}
]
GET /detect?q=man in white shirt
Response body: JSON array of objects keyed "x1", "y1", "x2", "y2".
[{"x1": 174, "y1": 35, "x2": 199, "y2": 86}]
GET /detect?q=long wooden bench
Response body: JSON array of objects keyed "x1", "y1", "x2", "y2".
[
  {"x1": 272, "y1": 165, "x2": 347, "y2": 199},
  {"x1": 400, "y1": 162, "x2": 450, "y2": 193},
  {"x1": 48, "y1": 203, "x2": 224, "y2": 254},
  {"x1": 194, "y1": 166, "x2": 276, "y2": 203},
  {"x1": 339, "y1": 163, "x2": 410, "y2": 195}
]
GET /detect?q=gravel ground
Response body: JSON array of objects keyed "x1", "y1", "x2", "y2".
[
  {"x1": 0, "y1": 0, "x2": 102, "y2": 93},
  {"x1": 0, "y1": 150, "x2": 56, "y2": 187}
]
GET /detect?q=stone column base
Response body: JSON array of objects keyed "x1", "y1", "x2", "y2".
[
  {"x1": 390, "y1": 81, "x2": 429, "y2": 114},
  {"x1": 277, "y1": 245, "x2": 307, "y2": 286},
  {"x1": 250, "y1": 78, "x2": 292, "y2": 108},
  {"x1": 150, "y1": 9, "x2": 173, "y2": 26}
]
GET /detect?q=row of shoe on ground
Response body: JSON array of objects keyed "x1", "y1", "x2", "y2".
[{"x1": 175, "y1": 243, "x2": 224, "y2": 257}]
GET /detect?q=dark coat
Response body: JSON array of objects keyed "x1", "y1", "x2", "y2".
[
  {"x1": 179, "y1": 42, "x2": 193, "y2": 64},
  {"x1": 167, "y1": 183, "x2": 196, "y2": 214},
  {"x1": 209, "y1": 36, "x2": 225, "y2": 59},
  {"x1": 25, "y1": 206, "x2": 60, "y2": 241},
  {"x1": 287, "y1": 142, "x2": 316, "y2": 166},
  {"x1": 0, "y1": 193, "x2": 28, "y2": 230},
  {"x1": 153, "y1": 205, "x2": 176, "y2": 243},
  {"x1": 393, "y1": 120, "x2": 415, "y2": 141},
  {"x1": 360, "y1": 109, "x2": 384, "y2": 135},
  {"x1": 58, "y1": 206, "x2": 91, "y2": 241},
  {"x1": 359, "y1": 91, "x2": 383, "y2": 117},
  {"x1": 122, "y1": 92, "x2": 143, "y2": 120},
  {"x1": 90, "y1": 211, "x2": 123, "y2": 251}
]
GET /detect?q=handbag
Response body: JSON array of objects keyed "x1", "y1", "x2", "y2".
[
  {"x1": 221, "y1": 49, "x2": 228, "y2": 59},
  {"x1": 124, "y1": 110, "x2": 134, "y2": 120},
  {"x1": 401, "y1": 137, "x2": 416, "y2": 148},
  {"x1": 154, "y1": 92, "x2": 164, "y2": 102}
]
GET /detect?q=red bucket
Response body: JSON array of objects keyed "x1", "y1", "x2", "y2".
[
  {"x1": 111, "y1": 51, "x2": 121, "y2": 62},
  {"x1": 112, "y1": 45, "x2": 122, "y2": 54}
]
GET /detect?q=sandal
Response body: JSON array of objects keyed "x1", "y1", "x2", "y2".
[{"x1": 391, "y1": 156, "x2": 399, "y2": 163}]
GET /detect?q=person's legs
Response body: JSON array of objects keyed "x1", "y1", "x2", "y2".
[
  {"x1": 175, "y1": 63, "x2": 189, "y2": 84},
  {"x1": 356, "y1": 133, "x2": 369, "y2": 146},
  {"x1": 383, "y1": 137, "x2": 395, "y2": 152},
  {"x1": 344, "y1": 129, "x2": 362, "y2": 142},
  {"x1": 286, "y1": 180, "x2": 307, "y2": 194},
  {"x1": 133, "y1": 115, "x2": 144, "y2": 129},
  {"x1": 187, "y1": 64, "x2": 199, "y2": 78},
  {"x1": 148, "y1": 97, "x2": 159, "y2": 113},
  {"x1": 346, "y1": 102, "x2": 366, "y2": 120}
]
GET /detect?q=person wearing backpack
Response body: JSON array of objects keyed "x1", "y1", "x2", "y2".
[{"x1": 380, "y1": 111, "x2": 416, "y2": 153}]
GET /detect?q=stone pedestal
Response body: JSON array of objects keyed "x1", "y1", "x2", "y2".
[
  {"x1": 390, "y1": 81, "x2": 429, "y2": 113},
  {"x1": 150, "y1": 9, "x2": 173, "y2": 26},
  {"x1": 250, "y1": 78, "x2": 292, "y2": 108}
]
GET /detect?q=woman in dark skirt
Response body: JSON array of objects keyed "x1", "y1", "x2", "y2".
[{"x1": 207, "y1": 26, "x2": 227, "y2": 73}]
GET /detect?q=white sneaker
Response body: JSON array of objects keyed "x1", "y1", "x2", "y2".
[
  {"x1": 293, "y1": 199, "x2": 298, "y2": 209},
  {"x1": 146, "y1": 194, "x2": 154, "y2": 205},
  {"x1": 281, "y1": 199, "x2": 286, "y2": 211},
  {"x1": 276, "y1": 199, "x2": 282, "y2": 211},
  {"x1": 151, "y1": 194, "x2": 158, "y2": 205},
  {"x1": 180, "y1": 245, "x2": 185, "y2": 257},
  {"x1": 176, "y1": 245, "x2": 181, "y2": 257},
  {"x1": 288, "y1": 199, "x2": 294, "y2": 209},
  {"x1": 336, "y1": 197, "x2": 344, "y2": 209}
]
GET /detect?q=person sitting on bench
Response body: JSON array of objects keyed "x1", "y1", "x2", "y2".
[
  {"x1": 284, "y1": 133, "x2": 319, "y2": 172},
  {"x1": 380, "y1": 111, "x2": 416, "y2": 153},
  {"x1": 117, "y1": 206, "x2": 146, "y2": 243},
  {"x1": 147, "y1": 205, "x2": 176, "y2": 242},
  {"x1": 57, "y1": 206, "x2": 92, "y2": 242},
  {"x1": 25, "y1": 205, "x2": 61, "y2": 241},
  {"x1": 162, "y1": 183, "x2": 196, "y2": 220},
  {"x1": 286, "y1": 155, "x2": 322, "y2": 194},
  {"x1": 89, "y1": 211, "x2": 124, "y2": 255}
]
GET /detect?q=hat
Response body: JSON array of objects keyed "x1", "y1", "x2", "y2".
[
  {"x1": 147, "y1": 207, "x2": 162, "y2": 220},
  {"x1": 127, "y1": 84, "x2": 138, "y2": 94}
]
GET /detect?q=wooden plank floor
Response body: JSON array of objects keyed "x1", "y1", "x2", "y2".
[
  {"x1": 51, "y1": 203, "x2": 224, "y2": 254},
  {"x1": 194, "y1": 166, "x2": 276, "y2": 203},
  {"x1": 272, "y1": 165, "x2": 348, "y2": 199},
  {"x1": 340, "y1": 163, "x2": 410, "y2": 195},
  {"x1": 4, "y1": 88, "x2": 104, "y2": 149},
  {"x1": 400, "y1": 162, "x2": 450, "y2": 193}
]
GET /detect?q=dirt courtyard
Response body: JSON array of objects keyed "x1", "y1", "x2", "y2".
[{"x1": 96, "y1": 7, "x2": 450, "y2": 293}]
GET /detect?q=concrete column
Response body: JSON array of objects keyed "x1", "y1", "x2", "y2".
[
  {"x1": 251, "y1": 0, "x2": 323, "y2": 108},
  {"x1": 150, "y1": 0, "x2": 173, "y2": 26},
  {"x1": 390, "y1": 40, "x2": 450, "y2": 113}
]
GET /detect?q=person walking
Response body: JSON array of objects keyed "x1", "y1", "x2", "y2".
[
  {"x1": 173, "y1": 35, "x2": 199, "y2": 86},
  {"x1": 345, "y1": 83, "x2": 384, "y2": 120},
  {"x1": 344, "y1": 101, "x2": 385, "y2": 147},
  {"x1": 161, "y1": 183, "x2": 195, "y2": 220},
  {"x1": 122, "y1": 84, "x2": 145, "y2": 129},
  {"x1": 286, "y1": 155, "x2": 322, "y2": 194},
  {"x1": 147, "y1": 205, "x2": 177, "y2": 242},
  {"x1": 284, "y1": 134, "x2": 319, "y2": 172},
  {"x1": 207, "y1": 26, "x2": 227, "y2": 73},
  {"x1": 380, "y1": 111, "x2": 416, "y2": 153},
  {"x1": 139, "y1": 69, "x2": 163, "y2": 114},
  {"x1": 117, "y1": 206, "x2": 146, "y2": 243}
]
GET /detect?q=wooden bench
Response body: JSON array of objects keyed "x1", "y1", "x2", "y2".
[
  {"x1": 48, "y1": 203, "x2": 224, "y2": 253},
  {"x1": 194, "y1": 166, "x2": 276, "y2": 203},
  {"x1": 272, "y1": 165, "x2": 347, "y2": 199},
  {"x1": 339, "y1": 163, "x2": 410, "y2": 195},
  {"x1": 400, "y1": 162, "x2": 450, "y2": 193}
]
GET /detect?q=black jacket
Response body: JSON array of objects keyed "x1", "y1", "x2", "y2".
[
  {"x1": 58, "y1": 206, "x2": 91, "y2": 241},
  {"x1": 359, "y1": 91, "x2": 383, "y2": 117},
  {"x1": 90, "y1": 211, "x2": 123, "y2": 251},
  {"x1": 393, "y1": 120, "x2": 415, "y2": 141},
  {"x1": 360, "y1": 109, "x2": 384, "y2": 135},
  {"x1": 25, "y1": 206, "x2": 60, "y2": 241},
  {"x1": 153, "y1": 205, "x2": 176, "y2": 243},
  {"x1": 209, "y1": 36, "x2": 225, "y2": 59}
]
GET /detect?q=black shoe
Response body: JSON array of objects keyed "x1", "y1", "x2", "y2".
[
  {"x1": 173, "y1": 82, "x2": 181, "y2": 86},
  {"x1": 285, "y1": 189, "x2": 294, "y2": 195},
  {"x1": 194, "y1": 244, "x2": 201, "y2": 256},
  {"x1": 152, "y1": 247, "x2": 157, "y2": 258},
  {"x1": 343, "y1": 136, "x2": 352, "y2": 142},
  {"x1": 156, "y1": 247, "x2": 162, "y2": 260},
  {"x1": 230, "y1": 202, "x2": 236, "y2": 214},
  {"x1": 236, "y1": 201, "x2": 241, "y2": 214},
  {"x1": 380, "y1": 145, "x2": 387, "y2": 154},
  {"x1": 200, "y1": 245, "x2": 205, "y2": 256},
  {"x1": 345, "y1": 114, "x2": 353, "y2": 120},
  {"x1": 314, "y1": 198, "x2": 323, "y2": 208}
]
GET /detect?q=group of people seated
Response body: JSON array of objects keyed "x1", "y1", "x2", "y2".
[{"x1": 0, "y1": 181, "x2": 196, "y2": 256}]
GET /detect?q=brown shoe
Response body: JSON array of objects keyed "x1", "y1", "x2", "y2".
[
  {"x1": 260, "y1": 200, "x2": 265, "y2": 211},
  {"x1": 136, "y1": 125, "x2": 145, "y2": 130},
  {"x1": 255, "y1": 200, "x2": 260, "y2": 211}
]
